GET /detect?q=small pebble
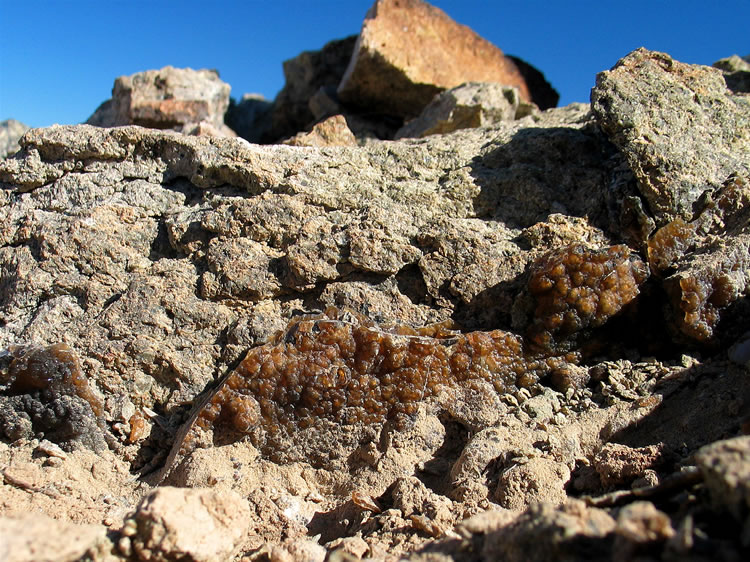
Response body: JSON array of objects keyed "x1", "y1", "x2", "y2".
[{"x1": 36, "y1": 439, "x2": 67, "y2": 459}]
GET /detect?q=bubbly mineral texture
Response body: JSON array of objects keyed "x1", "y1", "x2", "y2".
[
  {"x1": 646, "y1": 174, "x2": 750, "y2": 340},
  {"x1": 526, "y1": 244, "x2": 649, "y2": 350},
  {"x1": 0, "y1": 343, "x2": 107, "y2": 451},
  {"x1": 160, "y1": 244, "x2": 651, "y2": 475},
  {"x1": 163, "y1": 307, "x2": 567, "y2": 474}
]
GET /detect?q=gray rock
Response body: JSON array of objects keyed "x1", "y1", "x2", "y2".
[
  {"x1": 713, "y1": 54, "x2": 750, "y2": 93},
  {"x1": 0, "y1": 119, "x2": 29, "y2": 158},
  {"x1": 395, "y1": 82, "x2": 538, "y2": 139},
  {"x1": 225, "y1": 93, "x2": 273, "y2": 144},
  {"x1": 592, "y1": 48, "x2": 750, "y2": 226}
]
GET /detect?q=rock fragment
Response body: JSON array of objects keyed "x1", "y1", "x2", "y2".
[
  {"x1": 646, "y1": 173, "x2": 750, "y2": 340},
  {"x1": 695, "y1": 436, "x2": 750, "y2": 522},
  {"x1": 593, "y1": 443, "x2": 667, "y2": 488},
  {"x1": 395, "y1": 82, "x2": 537, "y2": 139},
  {"x1": 282, "y1": 114, "x2": 358, "y2": 147},
  {"x1": 592, "y1": 48, "x2": 750, "y2": 225},
  {"x1": 0, "y1": 119, "x2": 29, "y2": 158},
  {"x1": 713, "y1": 54, "x2": 750, "y2": 94},
  {"x1": 338, "y1": 0, "x2": 539, "y2": 118},
  {"x1": 86, "y1": 66, "x2": 235, "y2": 137},
  {"x1": 266, "y1": 36, "x2": 358, "y2": 142},
  {"x1": 0, "y1": 513, "x2": 107, "y2": 562},
  {"x1": 481, "y1": 499, "x2": 616, "y2": 561},
  {"x1": 494, "y1": 457, "x2": 571, "y2": 509},
  {"x1": 225, "y1": 93, "x2": 273, "y2": 144},
  {"x1": 126, "y1": 487, "x2": 251, "y2": 562}
]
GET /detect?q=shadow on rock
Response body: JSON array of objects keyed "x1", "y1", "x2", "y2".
[{"x1": 468, "y1": 125, "x2": 624, "y2": 233}]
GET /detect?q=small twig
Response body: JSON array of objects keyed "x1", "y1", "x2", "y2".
[{"x1": 584, "y1": 467, "x2": 703, "y2": 508}]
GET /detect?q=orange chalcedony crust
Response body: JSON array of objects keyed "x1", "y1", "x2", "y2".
[
  {"x1": 527, "y1": 244, "x2": 649, "y2": 350},
  {"x1": 645, "y1": 174, "x2": 750, "y2": 341},
  {"x1": 167, "y1": 308, "x2": 560, "y2": 469},
  {"x1": 163, "y1": 244, "x2": 650, "y2": 474}
]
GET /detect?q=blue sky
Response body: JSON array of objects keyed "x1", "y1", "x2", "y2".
[{"x1": 2, "y1": 0, "x2": 749, "y2": 129}]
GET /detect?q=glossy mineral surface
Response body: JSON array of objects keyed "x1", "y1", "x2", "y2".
[
  {"x1": 527, "y1": 244, "x2": 649, "y2": 350},
  {"x1": 0, "y1": 343, "x2": 107, "y2": 451},
  {"x1": 647, "y1": 174, "x2": 750, "y2": 340},
  {"x1": 183, "y1": 308, "x2": 554, "y2": 450},
  {"x1": 168, "y1": 244, "x2": 650, "y2": 468}
]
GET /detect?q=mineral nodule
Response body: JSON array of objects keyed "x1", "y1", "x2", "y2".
[{"x1": 0, "y1": 343, "x2": 106, "y2": 450}]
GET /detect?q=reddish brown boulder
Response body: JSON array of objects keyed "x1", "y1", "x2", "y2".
[
  {"x1": 338, "y1": 0, "x2": 544, "y2": 118},
  {"x1": 86, "y1": 66, "x2": 235, "y2": 137}
]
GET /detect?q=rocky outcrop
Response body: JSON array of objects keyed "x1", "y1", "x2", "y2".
[
  {"x1": 0, "y1": 119, "x2": 29, "y2": 158},
  {"x1": 338, "y1": 0, "x2": 547, "y2": 118},
  {"x1": 592, "y1": 48, "x2": 750, "y2": 226},
  {"x1": 2, "y1": 47, "x2": 750, "y2": 562},
  {"x1": 86, "y1": 66, "x2": 236, "y2": 137}
]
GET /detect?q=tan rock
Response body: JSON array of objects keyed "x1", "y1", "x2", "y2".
[
  {"x1": 395, "y1": 82, "x2": 538, "y2": 139},
  {"x1": 338, "y1": 0, "x2": 532, "y2": 118},
  {"x1": 282, "y1": 114, "x2": 358, "y2": 147},
  {"x1": 128, "y1": 487, "x2": 251, "y2": 562},
  {"x1": 494, "y1": 457, "x2": 571, "y2": 509},
  {"x1": 593, "y1": 442, "x2": 667, "y2": 488},
  {"x1": 87, "y1": 66, "x2": 232, "y2": 137},
  {"x1": 0, "y1": 513, "x2": 106, "y2": 562}
]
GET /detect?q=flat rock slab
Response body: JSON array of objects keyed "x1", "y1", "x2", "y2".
[
  {"x1": 592, "y1": 48, "x2": 750, "y2": 225},
  {"x1": 338, "y1": 0, "x2": 533, "y2": 118}
]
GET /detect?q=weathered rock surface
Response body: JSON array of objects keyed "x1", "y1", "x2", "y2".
[
  {"x1": 86, "y1": 66, "x2": 235, "y2": 138},
  {"x1": 338, "y1": 0, "x2": 550, "y2": 118},
  {"x1": 0, "y1": 119, "x2": 29, "y2": 158},
  {"x1": 122, "y1": 487, "x2": 251, "y2": 561},
  {"x1": 592, "y1": 48, "x2": 750, "y2": 226},
  {"x1": 395, "y1": 82, "x2": 538, "y2": 139},
  {"x1": 0, "y1": 106, "x2": 626, "y2": 436}
]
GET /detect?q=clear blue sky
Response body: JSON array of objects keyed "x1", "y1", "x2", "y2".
[{"x1": 2, "y1": 0, "x2": 748, "y2": 128}]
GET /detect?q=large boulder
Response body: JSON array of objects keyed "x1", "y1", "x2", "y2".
[
  {"x1": 337, "y1": 0, "x2": 556, "y2": 118},
  {"x1": 86, "y1": 66, "x2": 235, "y2": 138},
  {"x1": 592, "y1": 48, "x2": 750, "y2": 226}
]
